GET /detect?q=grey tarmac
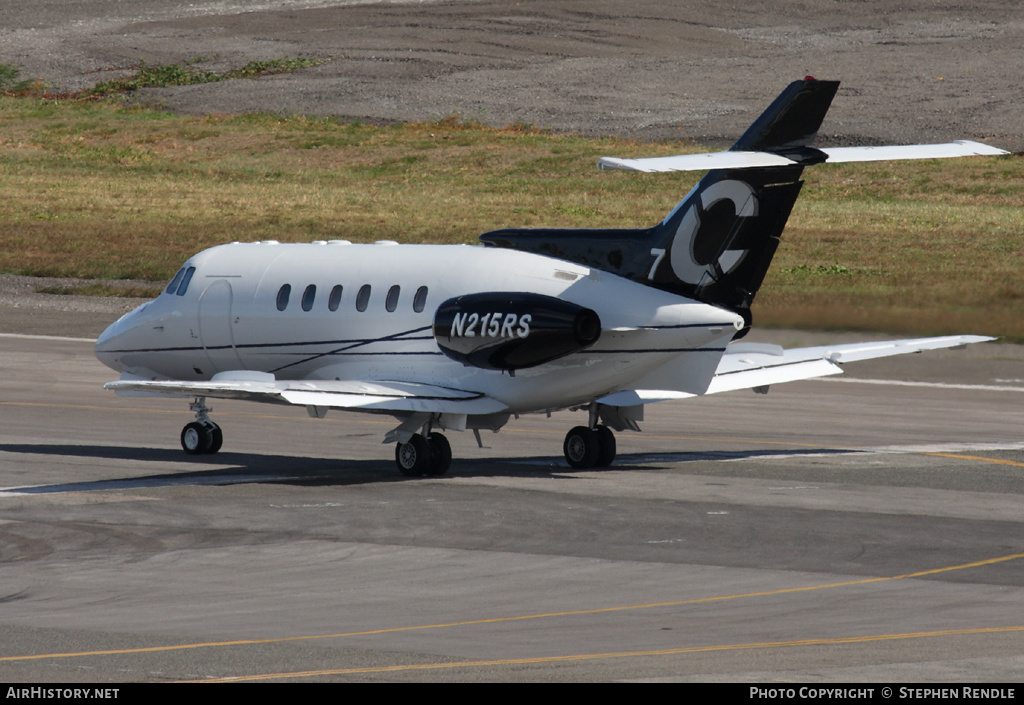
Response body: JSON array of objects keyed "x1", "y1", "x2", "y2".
[{"x1": 0, "y1": 326, "x2": 1022, "y2": 681}]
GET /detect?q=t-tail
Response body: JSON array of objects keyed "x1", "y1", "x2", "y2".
[{"x1": 480, "y1": 78, "x2": 1005, "y2": 334}]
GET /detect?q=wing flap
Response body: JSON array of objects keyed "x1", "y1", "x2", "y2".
[{"x1": 707, "y1": 358, "x2": 842, "y2": 394}]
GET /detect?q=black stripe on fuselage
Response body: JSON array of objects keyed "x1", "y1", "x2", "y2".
[{"x1": 269, "y1": 326, "x2": 440, "y2": 373}]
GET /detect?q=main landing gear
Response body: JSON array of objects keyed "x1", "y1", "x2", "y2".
[
  {"x1": 180, "y1": 397, "x2": 222, "y2": 455},
  {"x1": 563, "y1": 424, "x2": 616, "y2": 469},
  {"x1": 562, "y1": 401, "x2": 621, "y2": 469},
  {"x1": 395, "y1": 432, "x2": 452, "y2": 477}
]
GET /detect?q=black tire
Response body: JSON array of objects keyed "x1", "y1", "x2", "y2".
[
  {"x1": 595, "y1": 425, "x2": 616, "y2": 467},
  {"x1": 563, "y1": 426, "x2": 599, "y2": 469},
  {"x1": 181, "y1": 422, "x2": 212, "y2": 455},
  {"x1": 207, "y1": 423, "x2": 223, "y2": 454},
  {"x1": 395, "y1": 434, "x2": 432, "y2": 477},
  {"x1": 426, "y1": 433, "x2": 452, "y2": 476}
]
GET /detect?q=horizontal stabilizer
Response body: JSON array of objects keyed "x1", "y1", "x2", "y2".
[
  {"x1": 821, "y1": 141, "x2": 1008, "y2": 163},
  {"x1": 598, "y1": 141, "x2": 1008, "y2": 173},
  {"x1": 598, "y1": 151, "x2": 796, "y2": 172}
]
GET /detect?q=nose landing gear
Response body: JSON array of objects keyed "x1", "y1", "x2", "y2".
[{"x1": 180, "y1": 397, "x2": 222, "y2": 455}]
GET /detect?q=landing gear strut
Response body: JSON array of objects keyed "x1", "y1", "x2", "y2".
[
  {"x1": 563, "y1": 424, "x2": 616, "y2": 469},
  {"x1": 180, "y1": 397, "x2": 222, "y2": 455},
  {"x1": 395, "y1": 431, "x2": 452, "y2": 477}
]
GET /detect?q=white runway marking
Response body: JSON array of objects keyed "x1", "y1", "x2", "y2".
[
  {"x1": 721, "y1": 441, "x2": 1024, "y2": 462},
  {"x1": 814, "y1": 377, "x2": 1024, "y2": 393},
  {"x1": 0, "y1": 332, "x2": 95, "y2": 343},
  {"x1": 518, "y1": 441, "x2": 1024, "y2": 467}
]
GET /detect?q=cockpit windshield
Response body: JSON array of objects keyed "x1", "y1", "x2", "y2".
[
  {"x1": 165, "y1": 267, "x2": 186, "y2": 295},
  {"x1": 165, "y1": 265, "x2": 196, "y2": 296}
]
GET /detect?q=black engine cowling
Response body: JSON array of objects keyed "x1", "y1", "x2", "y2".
[{"x1": 433, "y1": 292, "x2": 601, "y2": 371}]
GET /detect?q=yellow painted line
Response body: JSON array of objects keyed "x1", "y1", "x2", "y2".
[
  {"x1": 195, "y1": 625, "x2": 1024, "y2": 682},
  {"x1": 922, "y1": 451, "x2": 1024, "y2": 469},
  {"x1": 3, "y1": 550, "x2": 1021, "y2": 664}
]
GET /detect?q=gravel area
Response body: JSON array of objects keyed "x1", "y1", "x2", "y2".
[
  {"x1": 0, "y1": 275, "x2": 154, "y2": 338},
  {"x1": 2, "y1": 0, "x2": 1020, "y2": 148}
]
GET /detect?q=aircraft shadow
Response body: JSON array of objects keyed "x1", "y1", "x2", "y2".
[
  {"x1": 0, "y1": 443, "x2": 396, "y2": 492},
  {"x1": 0, "y1": 443, "x2": 863, "y2": 494}
]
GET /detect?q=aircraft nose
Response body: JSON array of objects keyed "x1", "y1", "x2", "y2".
[{"x1": 95, "y1": 302, "x2": 151, "y2": 372}]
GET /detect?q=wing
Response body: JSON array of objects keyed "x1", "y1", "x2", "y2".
[
  {"x1": 105, "y1": 372, "x2": 507, "y2": 416},
  {"x1": 598, "y1": 335, "x2": 994, "y2": 406}
]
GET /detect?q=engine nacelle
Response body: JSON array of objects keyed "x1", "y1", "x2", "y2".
[{"x1": 433, "y1": 292, "x2": 601, "y2": 371}]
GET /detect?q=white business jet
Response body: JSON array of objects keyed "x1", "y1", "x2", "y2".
[{"x1": 95, "y1": 78, "x2": 1006, "y2": 476}]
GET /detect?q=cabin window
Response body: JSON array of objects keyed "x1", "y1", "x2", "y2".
[
  {"x1": 385, "y1": 285, "x2": 400, "y2": 312},
  {"x1": 413, "y1": 286, "x2": 428, "y2": 313},
  {"x1": 301, "y1": 284, "x2": 316, "y2": 312},
  {"x1": 276, "y1": 284, "x2": 291, "y2": 311},
  {"x1": 356, "y1": 284, "x2": 371, "y2": 312},
  {"x1": 165, "y1": 267, "x2": 186, "y2": 295},
  {"x1": 328, "y1": 285, "x2": 343, "y2": 312},
  {"x1": 176, "y1": 267, "x2": 196, "y2": 296}
]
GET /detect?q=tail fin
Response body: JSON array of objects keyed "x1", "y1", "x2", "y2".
[
  {"x1": 648, "y1": 166, "x2": 804, "y2": 327},
  {"x1": 481, "y1": 79, "x2": 839, "y2": 329},
  {"x1": 730, "y1": 78, "x2": 839, "y2": 154},
  {"x1": 639, "y1": 77, "x2": 841, "y2": 318},
  {"x1": 481, "y1": 79, "x2": 1005, "y2": 331}
]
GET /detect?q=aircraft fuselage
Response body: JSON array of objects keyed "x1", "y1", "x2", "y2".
[{"x1": 95, "y1": 241, "x2": 742, "y2": 414}]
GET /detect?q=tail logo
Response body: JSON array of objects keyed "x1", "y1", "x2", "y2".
[{"x1": 669, "y1": 179, "x2": 758, "y2": 286}]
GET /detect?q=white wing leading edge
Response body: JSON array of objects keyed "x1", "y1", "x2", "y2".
[
  {"x1": 105, "y1": 373, "x2": 508, "y2": 415},
  {"x1": 597, "y1": 335, "x2": 994, "y2": 406}
]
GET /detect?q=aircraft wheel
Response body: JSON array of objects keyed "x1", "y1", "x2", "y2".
[
  {"x1": 426, "y1": 433, "x2": 452, "y2": 476},
  {"x1": 207, "y1": 423, "x2": 223, "y2": 455},
  {"x1": 395, "y1": 434, "x2": 432, "y2": 477},
  {"x1": 595, "y1": 425, "x2": 616, "y2": 467},
  {"x1": 181, "y1": 422, "x2": 212, "y2": 456},
  {"x1": 564, "y1": 426, "x2": 599, "y2": 469}
]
